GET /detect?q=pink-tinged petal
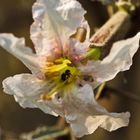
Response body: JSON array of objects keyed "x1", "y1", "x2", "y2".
[
  {"x1": 63, "y1": 84, "x2": 130, "y2": 137},
  {"x1": 80, "y1": 32, "x2": 140, "y2": 83},
  {"x1": 0, "y1": 33, "x2": 41, "y2": 75},
  {"x1": 66, "y1": 38, "x2": 90, "y2": 63},
  {"x1": 2, "y1": 73, "x2": 58, "y2": 116},
  {"x1": 30, "y1": 0, "x2": 89, "y2": 57}
]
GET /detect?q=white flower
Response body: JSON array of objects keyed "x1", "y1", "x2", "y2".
[{"x1": 0, "y1": 0, "x2": 139, "y2": 137}]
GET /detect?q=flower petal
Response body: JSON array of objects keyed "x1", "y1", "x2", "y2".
[
  {"x1": 2, "y1": 73, "x2": 58, "y2": 116},
  {"x1": 0, "y1": 33, "x2": 40, "y2": 75},
  {"x1": 30, "y1": 0, "x2": 89, "y2": 56},
  {"x1": 3, "y1": 73, "x2": 130, "y2": 136},
  {"x1": 80, "y1": 32, "x2": 140, "y2": 83},
  {"x1": 63, "y1": 84, "x2": 130, "y2": 137},
  {"x1": 66, "y1": 38, "x2": 90, "y2": 63}
]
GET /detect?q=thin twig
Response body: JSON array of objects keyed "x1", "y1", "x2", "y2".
[
  {"x1": 105, "y1": 85, "x2": 140, "y2": 103},
  {"x1": 95, "y1": 82, "x2": 106, "y2": 100},
  {"x1": 56, "y1": 117, "x2": 66, "y2": 129},
  {"x1": 69, "y1": 129, "x2": 77, "y2": 140}
]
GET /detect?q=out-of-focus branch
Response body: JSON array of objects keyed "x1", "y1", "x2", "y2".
[
  {"x1": 20, "y1": 127, "x2": 70, "y2": 140},
  {"x1": 105, "y1": 85, "x2": 140, "y2": 103},
  {"x1": 56, "y1": 117, "x2": 66, "y2": 129},
  {"x1": 90, "y1": 0, "x2": 138, "y2": 58},
  {"x1": 70, "y1": 129, "x2": 77, "y2": 140},
  {"x1": 90, "y1": 10, "x2": 131, "y2": 58}
]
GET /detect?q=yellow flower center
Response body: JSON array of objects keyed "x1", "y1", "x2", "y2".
[{"x1": 41, "y1": 58, "x2": 78, "y2": 99}]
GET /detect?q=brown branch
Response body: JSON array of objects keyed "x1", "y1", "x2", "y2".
[
  {"x1": 69, "y1": 129, "x2": 77, "y2": 140},
  {"x1": 90, "y1": 10, "x2": 131, "y2": 58},
  {"x1": 105, "y1": 85, "x2": 140, "y2": 103},
  {"x1": 56, "y1": 117, "x2": 66, "y2": 129}
]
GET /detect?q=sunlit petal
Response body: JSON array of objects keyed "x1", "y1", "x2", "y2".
[
  {"x1": 0, "y1": 33, "x2": 40, "y2": 75},
  {"x1": 66, "y1": 38, "x2": 90, "y2": 63},
  {"x1": 30, "y1": 0, "x2": 89, "y2": 57},
  {"x1": 2, "y1": 73, "x2": 58, "y2": 116},
  {"x1": 80, "y1": 32, "x2": 140, "y2": 84},
  {"x1": 64, "y1": 84, "x2": 130, "y2": 137}
]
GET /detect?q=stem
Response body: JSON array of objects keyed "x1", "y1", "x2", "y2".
[
  {"x1": 70, "y1": 129, "x2": 77, "y2": 140},
  {"x1": 105, "y1": 85, "x2": 140, "y2": 103},
  {"x1": 90, "y1": 10, "x2": 131, "y2": 58},
  {"x1": 56, "y1": 117, "x2": 66, "y2": 129},
  {"x1": 95, "y1": 82, "x2": 106, "y2": 100}
]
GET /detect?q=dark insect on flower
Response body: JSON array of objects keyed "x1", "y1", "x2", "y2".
[{"x1": 61, "y1": 70, "x2": 71, "y2": 81}]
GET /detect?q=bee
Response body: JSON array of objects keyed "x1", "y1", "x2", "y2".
[{"x1": 61, "y1": 70, "x2": 71, "y2": 81}]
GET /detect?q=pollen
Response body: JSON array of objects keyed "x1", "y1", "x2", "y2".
[
  {"x1": 41, "y1": 58, "x2": 78, "y2": 100},
  {"x1": 61, "y1": 69, "x2": 71, "y2": 81}
]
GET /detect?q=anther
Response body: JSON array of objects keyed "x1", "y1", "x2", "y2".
[
  {"x1": 40, "y1": 94, "x2": 52, "y2": 101},
  {"x1": 61, "y1": 69, "x2": 71, "y2": 81}
]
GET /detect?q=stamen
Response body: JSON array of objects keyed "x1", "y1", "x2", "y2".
[
  {"x1": 41, "y1": 58, "x2": 78, "y2": 99},
  {"x1": 40, "y1": 94, "x2": 52, "y2": 100},
  {"x1": 40, "y1": 82, "x2": 66, "y2": 100}
]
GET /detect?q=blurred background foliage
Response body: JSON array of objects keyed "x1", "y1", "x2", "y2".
[{"x1": 0, "y1": 0, "x2": 140, "y2": 140}]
